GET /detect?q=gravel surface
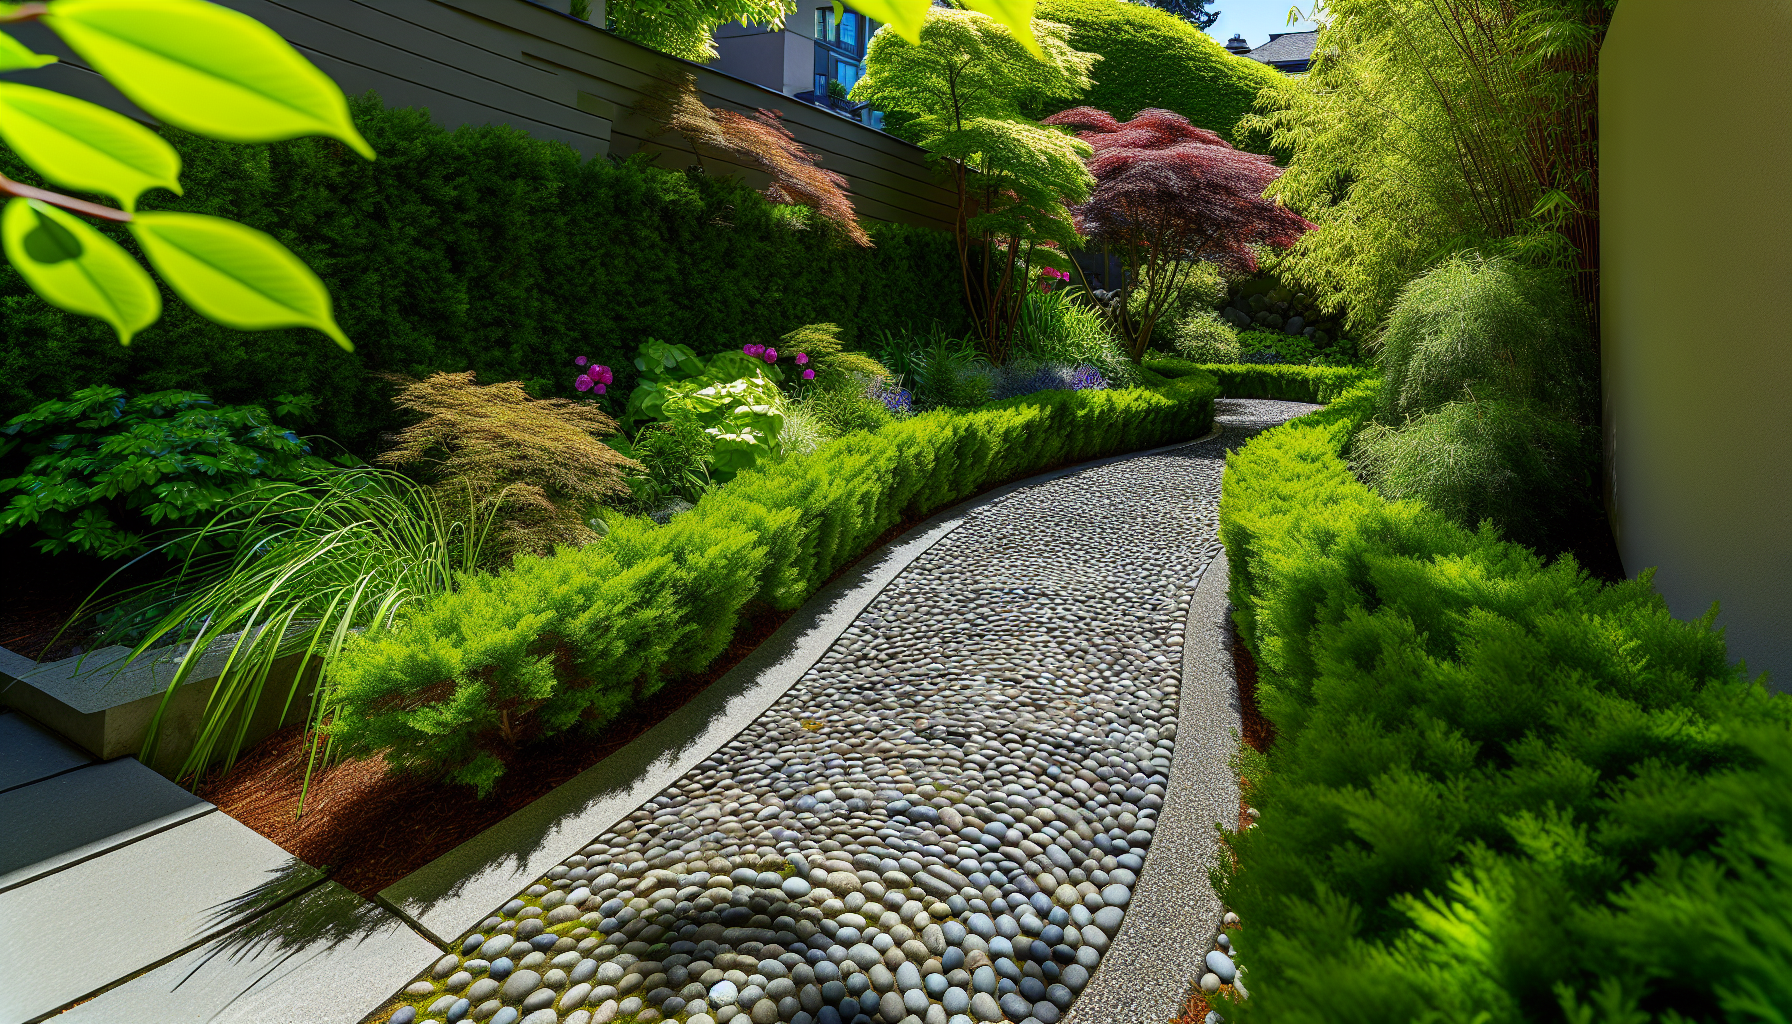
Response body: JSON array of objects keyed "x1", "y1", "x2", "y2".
[{"x1": 377, "y1": 398, "x2": 1318, "y2": 1024}]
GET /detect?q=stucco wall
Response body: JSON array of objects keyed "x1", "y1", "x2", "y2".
[{"x1": 1601, "y1": 0, "x2": 1792, "y2": 689}]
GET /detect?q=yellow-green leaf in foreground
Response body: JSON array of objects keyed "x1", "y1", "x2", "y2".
[
  {"x1": 840, "y1": 0, "x2": 929, "y2": 43},
  {"x1": 0, "y1": 83, "x2": 181, "y2": 211},
  {"x1": 130, "y1": 211, "x2": 352, "y2": 350},
  {"x1": 42, "y1": 0, "x2": 375, "y2": 159},
  {"x1": 844, "y1": 0, "x2": 1037, "y2": 49},
  {"x1": 0, "y1": 28, "x2": 58, "y2": 71},
  {"x1": 2, "y1": 197, "x2": 161, "y2": 343},
  {"x1": 960, "y1": 0, "x2": 1040, "y2": 54}
]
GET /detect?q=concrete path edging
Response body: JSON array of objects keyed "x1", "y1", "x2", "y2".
[
  {"x1": 1063, "y1": 548, "x2": 1241, "y2": 1024},
  {"x1": 382, "y1": 427, "x2": 1222, "y2": 948}
]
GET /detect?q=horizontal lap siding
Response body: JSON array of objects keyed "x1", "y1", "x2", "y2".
[{"x1": 238, "y1": 0, "x2": 956, "y2": 230}]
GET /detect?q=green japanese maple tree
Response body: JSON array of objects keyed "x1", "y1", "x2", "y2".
[
  {"x1": 851, "y1": 6, "x2": 1096, "y2": 363},
  {"x1": 0, "y1": 0, "x2": 374, "y2": 348}
]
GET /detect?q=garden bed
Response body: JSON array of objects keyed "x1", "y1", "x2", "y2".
[{"x1": 198, "y1": 415, "x2": 1215, "y2": 898}]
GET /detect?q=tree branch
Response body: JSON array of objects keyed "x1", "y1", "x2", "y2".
[{"x1": 0, "y1": 174, "x2": 134, "y2": 223}]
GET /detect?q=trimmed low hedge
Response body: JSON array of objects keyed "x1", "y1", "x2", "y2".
[
  {"x1": 328, "y1": 374, "x2": 1219, "y2": 792},
  {"x1": 1214, "y1": 382, "x2": 1792, "y2": 1022},
  {"x1": 1144, "y1": 358, "x2": 1373, "y2": 404},
  {"x1": 0, "y1": 96, "x2": 969, "y2": 456}
]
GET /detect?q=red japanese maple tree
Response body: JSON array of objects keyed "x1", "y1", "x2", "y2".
[{"x1": 1040, "y1": 106, "x2": 1312, "y2": 361}]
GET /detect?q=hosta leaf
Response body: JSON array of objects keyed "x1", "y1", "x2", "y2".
[
  {"x1": 42, "y1": 0, "x2": 375, "y2": 159},
  {"x1": 0, "y1": 28, "x2": 58, "y2": 71},
  {"x1": 0, "y1": 83, "x2": 181, "y2": 211},
  {"x1": 129, "y1": 211, "x2": 352, "y2": 350},
  {"x1": 959, "y1": 0, "x2": 1041, "y2": 54},
  {"x1": 2, "y1": 197, "x2": 161, "y2": 343}
]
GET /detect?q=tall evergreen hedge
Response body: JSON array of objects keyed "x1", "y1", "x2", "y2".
[
  {"x1": 1023, "y1": 0, "x2": 1284, "y2": 146},
  {"x1": 0, "y1": 96, "x2": 968, "y2": 455}
]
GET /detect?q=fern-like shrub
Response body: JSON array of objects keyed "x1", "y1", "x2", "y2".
[
  {"x1": 378, "y1": 373, "x2": 638, "y2": 560},
  {"x1": 1361, "y1": 256, "x2": 1598, "y2": 547},
  {"x1": 1144, "y1": 357, "x2": 1373, "y2": 404},
  {"x1": 1375, "y1": 254, "x2": 1594, "y2": 423},
  {"x1": 328, "y1": 374, "x2": 1220, "y2": 793},
  {"x1": 1164, "y1": 308, "x2": 1240, "y2": 363},
  {"x1": 1214, "y1": 382, "x2": 1791, "y2": 1023},
  {"x1": 1350, "y1": 399, "x2": 1591, "y2": 550}
]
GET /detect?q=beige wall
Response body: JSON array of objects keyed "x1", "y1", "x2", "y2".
[{"x1": 1601, "y1": 0, "x2": 1792, "y2": 690}]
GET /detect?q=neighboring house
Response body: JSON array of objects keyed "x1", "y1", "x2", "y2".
[
  {"x1": 712, "y1": 8, "x2": 883, "y2": 125},
  {"x1": 1227, "y1": 29, "x2": 1318, "y2": 73}
]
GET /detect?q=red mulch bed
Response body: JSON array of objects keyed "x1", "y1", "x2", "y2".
[
  {"x1": 1231, "y1": 624, "x2": 1274, "y2": 757},
  {"x1": 198, "y1": 507, "x2": 939, "y2": 899},
  {"x1": 198, "y1": 601, "x2": 795, "y2": 898}
]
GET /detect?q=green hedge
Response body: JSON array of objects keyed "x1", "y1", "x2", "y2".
[
  {"x1": 1023, "y1": 0, "x2": 1284, "y2": 147},
  {"x1": 0, "y1": 97, "x2": 968, "y2": 456},
  {"x1": 328, "y1": 374, "x2": 1220, "y2": 792},
  {"x1": 1214, "y1": 382, "x2": 1791, "y2": 1022},
  {"x1": 1144, "y1": 358, "x2": 1373, "y2": 403}
]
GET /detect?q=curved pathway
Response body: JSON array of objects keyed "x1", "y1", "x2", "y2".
[{"x1": 378, "y1": 398, "x2": 1317, "y2": 1024}]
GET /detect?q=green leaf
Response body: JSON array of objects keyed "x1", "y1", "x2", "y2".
[
  {"x1": 0, "y1": 28, "x2": 58, "y2": 71},
  {"x1": 959, "y1": 0, "x2": 1040, "y2": 54},
  {"x1": 42, "y1": 0, "x2": 376, "y2": 159},
  {"x1": 2, "y1": 197, "x2": 161, "y2": 344},
  {"x1": 841, "y1": 0, "x2": 929, "y2": 43},
  {"x1": 129, "y1": 211, "x2": 352, "y2": 350},
  {"x1": 0, "y1": 83, "x2": 181, "y2": 211}
]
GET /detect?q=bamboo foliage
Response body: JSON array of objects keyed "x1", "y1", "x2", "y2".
[{"x1": 1245, "y1": 0, "x2": 1609, "y2": 336}]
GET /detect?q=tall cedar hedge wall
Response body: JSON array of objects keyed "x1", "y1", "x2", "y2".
[
  {"x1": 0, "y1": 96, "x2": 969, "y2": 455},
  {"x1": 1023, "y1": 0, "x2": 1284, "y2": 147}
]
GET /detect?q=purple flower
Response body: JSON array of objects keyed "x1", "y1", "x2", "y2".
[
  {"x1": 575, "y1": 375, "x2": 593, "y2": 392},
  {"x1": 594, "y1": 365, "x2": 614, "y2": 385},
  {"x1": 796, "y1": 352, "x2": 809, "y2": 365},
  {"x1": 763, "y1": 348, "x2": 778, "y2": 364},
  {"x1": 575, "y1": 355, "x2": 589, "y2": 367},
  {"x1": 802, "y1": 368, "x2": 816, "y2": 380},
  {"x1": 744, "y1": 343, "x2": 765, "y2": 357},
  {"x1": 594, "y1": 382, "x2": 606, "y2": 394}
]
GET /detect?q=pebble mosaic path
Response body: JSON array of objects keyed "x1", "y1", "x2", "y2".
[{"x1": 379, "y1": 399, "x2": 1315, "y2": 1024}]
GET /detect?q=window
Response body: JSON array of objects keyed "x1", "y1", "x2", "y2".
[
  {"x1": 839, "y1": 12, "x2": 857, "y2": 45},
  {"x1": 836, "y1": 60, "x2": 861, "y2": 90},
  {"x1": 814, "y1": 7, "x2": 830, "y2": 41}
]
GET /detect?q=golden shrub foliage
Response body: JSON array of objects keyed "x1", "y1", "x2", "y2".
[{"x1": 378, "y1": 373, "x2": 639, "y2": 559}]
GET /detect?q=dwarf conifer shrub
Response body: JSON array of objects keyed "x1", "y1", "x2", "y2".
[
  {"x1": 1215, "y1": 384, "x2": 1791, "y2": 1024},
  {"x1": 329, "y1": 374, "x2": 1219, "y2": 792}
]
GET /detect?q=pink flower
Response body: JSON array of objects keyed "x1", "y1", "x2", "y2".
[
  {"x1": 802, "y1": 368, "x2": 816, "y2": 380},
  {"x1": 594, "y1": 382, "x2": 606, "y2": 394},
  {"x1": 594, "y1": 365, "x2": 613, "y2": 384},
  {"x1": 575, "y1": 375, "x2": 593, "y2": 392},
  {"x1": 795, "y1": 352, "x2": 809, "y2": 365},
  {"x1": 575, "y1": 355, "x2": 589, "y2": 366},
  {"x1": 763, "y1": 348, "x2": 778, "y2": 364},
  {"x1": 744, "y1": 343, "x2": 765, "y2": 357}
]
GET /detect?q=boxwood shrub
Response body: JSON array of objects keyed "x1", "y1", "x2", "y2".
[
  {"x1": 327, "y1": 374, "x2": 1219, "y2": 793},
  {"x1": 1213, "y1": 381, "x2": 1791, "y2": 1022},
  {"x1": 1144, "y1": 357, "x2": 1373, "y2": 404}
]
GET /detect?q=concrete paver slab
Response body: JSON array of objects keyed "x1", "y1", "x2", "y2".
[
  {"x1": 0, "y1": 712, "x2": 90, "y2": 794},
  {"x1": 0, "y1": 809, "x2": 321, "y2": 1024},
  {"x1": 0, "y1": 758, "x2": 210, "y2": 891},
  {"x1": 57, "y1": 880, "x2": 436, "y2": 1024}
]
